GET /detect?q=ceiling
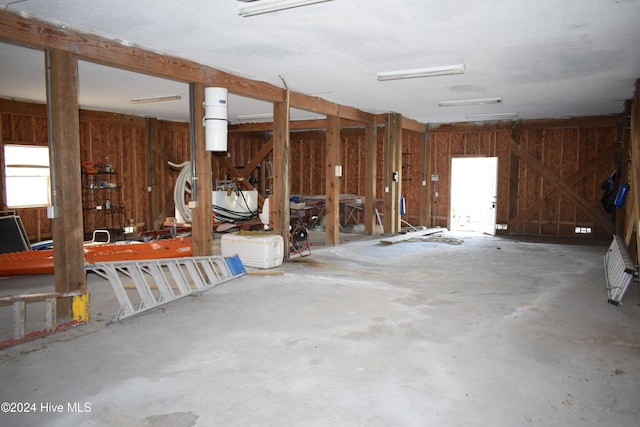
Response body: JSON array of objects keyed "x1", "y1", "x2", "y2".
[{"x1": 1, "y1": 0, "x2": 639, "y2": 125}]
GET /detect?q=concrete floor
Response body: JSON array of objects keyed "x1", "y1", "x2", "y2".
[{"x1": 0, "y1": 231, "x2": 639, "y2": 427}]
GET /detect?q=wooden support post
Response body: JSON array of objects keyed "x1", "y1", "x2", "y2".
[
  {"x1": 273, "y1": 96, "x2": 291, "y2": 259},
  {"x1": 364, "y1": 119, "x2": 377, "y2": 234},
  {"x1": 48, "y1": 49, "x2": 86, "y2": 319},
  {"x1": 393, "y1": 113, "x2": 403, "y2": 233},
  {"x1": 147, "y1": 117, "x2": 160, "y2": 231},
  {"x1": 624, "y1": 99, "x2": 637, "y2": 245},
  {"x1": 509, "y1": 121, "x2": 521, "y2": 231},
  {"x1": 618, "y1": 101, "x2": 631, "y2": 239},
  {"x1": 420, "y1": 127, "x2": 431, "y2": 227},
  {"x1": 384, "y1": 113, "x2": 402, "y2": 234},
  {"x1": 383, "y1": 116, "x2": 392, "y2": 234},
  {"x1": 325, "y1": 114, "x2": 341, "y2": 245},
  {"x1": 629, "y1": 80, "x2": 640, "y2": 263},
  {"x1": 192, "y1": 83, "x2": 213, "y2": 256}
]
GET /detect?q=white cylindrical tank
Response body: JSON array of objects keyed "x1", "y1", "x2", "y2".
[{"x1": 204, "y1": 87, "x2": 228, "y2": 151}]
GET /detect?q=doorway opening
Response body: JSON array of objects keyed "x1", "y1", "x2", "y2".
[{"x1": 450, "y1": 157, "x2": 498, "y2": 235}]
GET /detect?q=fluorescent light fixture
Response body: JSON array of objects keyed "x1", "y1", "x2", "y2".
[
  {"x1": 291, "y1": 115, "x2": 327, "y2": 121},
  {"x1": 238, "y1": 0, "x2": 334, "y2": 17},
  {"x1": 237, "y1": 113, "x2": 274, "y2": 121},
  {"x1": 377, "y1": 64, "x2": 465, "y2": 81},
  {"x1": 130, "y1": 94, "x2": 182, "y2": 104},
  {"x1": 438, "y1": 97, "x2": 502, "y2": 107},
  {"x1": 237, "y1": 113, "x2": 327, "y2": 121},
  {"x1": 465, "y1": 112, "x2": 520, "y2": 120}
]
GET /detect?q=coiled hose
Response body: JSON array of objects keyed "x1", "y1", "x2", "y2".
[
  {"x1": 169, "y1": 160, "x2": 258, "y2": 224},
  {"x1": 169, "y1": 160, "x2": 193, "y2": 223}
]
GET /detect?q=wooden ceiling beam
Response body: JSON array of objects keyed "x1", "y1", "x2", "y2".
[
  {"x1": 339, "y1": 105, "x2": 375, "y2": 124},
  {"x1": 429, "y1": 121, "x2": 513, "y2": 133},
  {"x1": 0, "y1": 10, "x2": 207, "y2": 84},
  {"x1": 402, "y1": 116, "x2": 426, "y2": 134},
  {"x1": 0, "y1": 10, "x2": 381, "y2": 122},
  {"x1": 0, "y1": 11, "x2": 284, "y2": 102},
  {"x1": 0, "y1": 98, "x2": 46, "y2": 116},
  {"x1": 205, "y1": 68, "x2": 285, "y2": 103},
  {"x1": 289, "y1": 92, "x2": 339, "y2": 116},
  {"x1": 289, "y1": 92, "x2": 375, "y2": 123},
  {"x1": 520, "y1": 116, "x2": 618, "y2": 129},
  {"x1": 230, "y1": 113, "x2": 425, "y2": 133},
  {"x1": 229, "y1": 117, "x2": 375, "y2": 133}
]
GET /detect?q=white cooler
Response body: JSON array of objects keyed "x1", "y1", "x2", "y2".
[{"x1": 221, "y1": 232, "x2": 284, "y2": 269}]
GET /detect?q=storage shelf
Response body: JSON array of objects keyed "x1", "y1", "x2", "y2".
[{"x1": 81, "y1": 169, "x2": 126, "y2": 239}]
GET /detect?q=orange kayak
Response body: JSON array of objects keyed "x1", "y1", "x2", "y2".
[
  {"x1": 0, "y1": 250, "x2": 55, "y2": 276},
  {"x1": 0, "y1": 236, "x2": 193, "y2": 277}
]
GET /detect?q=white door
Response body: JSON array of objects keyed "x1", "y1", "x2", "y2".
[
  {"x1": 450, "y1": 157, "x2": 498, "y2": 235},
  {"x1": 482, "y1": 157, "x2": 498, "y2": 235}
]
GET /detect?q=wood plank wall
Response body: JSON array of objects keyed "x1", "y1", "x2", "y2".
[
  {"x1": 1, "y1": 98, "x2": 621, "y2": 241},
  {"x1": 79, "y1": 112, "x2": 146, "y2": 236},
  {"x1": 0, "y1": 99, "x2": 190, "y2": 241},
  {"x1": 0, "y1": 100, "x2": 50, "y2": 241},
  {"x1": 429, "y1": 119, "x2": 618, "y2": 238},
  {"x1": 215, "y1": 132, "x2": 273, "y2": 195},
  {"x1": 516, "y1": 124, "x2": 617, "y2": 237},
  {"x1": 429, "y1": 125, "x2": 513, "y2": 229},
  {"x1": 401, "y1": 130, "x2": 426, "y2": 226},
  {"x1": 154, "y1": 115, "x2": 621, "y2": 240},
  {"x1": 290, "y1": 131, "x2": 325, "y2": 196},
  {"x1": 148, "y1": 119, "x2": 190, "y2": 229}
]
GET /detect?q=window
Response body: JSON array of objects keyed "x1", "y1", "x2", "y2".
[{"x1": 3, "y1": 145, "x2": 51, "y2": 208}]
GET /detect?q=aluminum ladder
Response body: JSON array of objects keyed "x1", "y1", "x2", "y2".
[
  {"x1": 604, "y1": 235, "x2": 637, "y2": 305},
  {"x1": 85, "y1": 255, "x2": 245, "y2": 322}
]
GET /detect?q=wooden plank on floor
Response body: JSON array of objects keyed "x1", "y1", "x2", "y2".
[{"x1": 379, "y1": 227, "x2": 447, "y2": 244}]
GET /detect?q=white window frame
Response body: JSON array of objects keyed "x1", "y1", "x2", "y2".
[{"x1": 3, "y1": 144, "x2": 51, "y2": 208}]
